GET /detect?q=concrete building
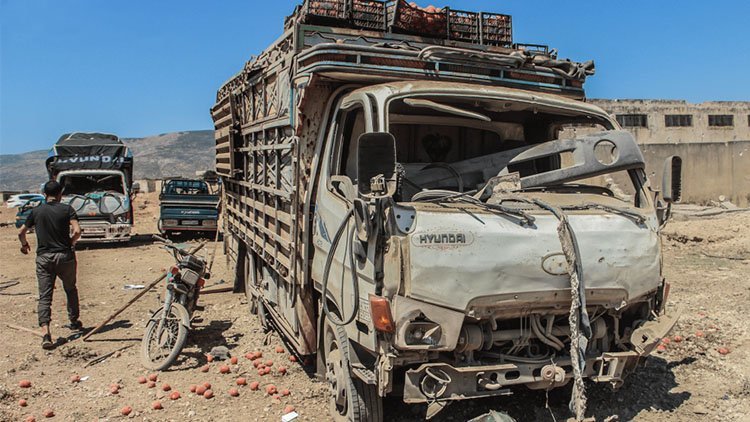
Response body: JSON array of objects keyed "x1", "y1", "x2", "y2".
[
  {"x1": 589, "y1": 99, "x2": 750, "y2": 144},
  {"x1": 587, "y1": 99, "x2": 750, "y2": 206}
]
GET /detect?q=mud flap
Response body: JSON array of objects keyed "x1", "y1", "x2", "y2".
[{"x1": 630, "y1": 311, "x2": 681, "y2": 356}]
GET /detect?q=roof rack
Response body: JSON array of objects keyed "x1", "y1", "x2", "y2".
[{"x1": 292, "y1": 0, "x2": 513, "y2": 47}]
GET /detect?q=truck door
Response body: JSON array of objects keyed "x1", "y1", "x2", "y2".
[{"x1": 312, "y1": 94, "x2": 379, "y2": 347}]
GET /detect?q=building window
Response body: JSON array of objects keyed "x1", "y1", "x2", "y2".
[
  {"x1": 616, "y1": 114, "x2": 648, "y2": 128},
  {"x1": 665, "y1": 114, "x2": 692, "y2": 127},
  {"x1": 708, "y1": 114, "x2": 734, "y2": 127}
]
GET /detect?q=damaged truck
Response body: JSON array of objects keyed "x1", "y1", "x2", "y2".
[
  {"x1": 46, "y1": 132, "x2": 136, "y2": 243},
  {"x1": 212, "y1": 1, "x2": 682, "y2": 420}
]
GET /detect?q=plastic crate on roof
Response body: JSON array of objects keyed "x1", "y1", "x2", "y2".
[
  {"x1": 388, "y1": 0, "x2": 448, "y2": 38},
  {"x1": 351, "y1": 0, "x2": 388, "y2": 31},
  {"x1": 302, "y1": 0, "x2": 349, "y2": 25},
  {"x1": 481, "y1": 12, "x2": 513, "y2": 47},
  {"x1": 447, "y1": 9, "x2": 480, "y2": 44}
]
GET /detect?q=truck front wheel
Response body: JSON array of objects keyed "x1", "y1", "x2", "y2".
[{"x1": 324, "y1": 320, "x2": 382, "y2": 422}]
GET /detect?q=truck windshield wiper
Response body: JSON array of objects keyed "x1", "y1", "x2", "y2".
[
  {"x1": 451, "y1": 194, "x2": 536, "y2": 226},
  {"x1": 560, "y1": 203, "x2": 646, "y2": 224}
]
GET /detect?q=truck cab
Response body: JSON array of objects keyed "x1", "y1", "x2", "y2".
[
  {"x1": 158, "y1": 178, "x2": 220, "y2": 237},
  {"x1": 313, "y1": 82, "x2": 680, "y2": 416}
]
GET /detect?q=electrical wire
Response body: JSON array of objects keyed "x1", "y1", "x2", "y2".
[{"x1": 321, "y1": 208, "x2": 360, "y2": 327}]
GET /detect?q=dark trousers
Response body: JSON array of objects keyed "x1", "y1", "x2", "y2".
[{"x1": 36, "y1": 251, "x2": 79, "y2": 327}]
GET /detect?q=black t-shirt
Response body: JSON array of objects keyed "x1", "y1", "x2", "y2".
[{"x1": 25, "y1": 201, "x2": 78, "y2": 254}]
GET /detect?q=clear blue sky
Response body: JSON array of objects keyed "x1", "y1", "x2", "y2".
[{"x1": 1, "y1": 0, "x2": 749, "y2": 154}]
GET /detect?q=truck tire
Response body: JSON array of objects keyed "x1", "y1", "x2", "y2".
[{"x1": 324, "y1": 320, "x2": 382, "y2": 422}]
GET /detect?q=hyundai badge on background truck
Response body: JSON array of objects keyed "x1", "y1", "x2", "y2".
[
  {"x1": 46, "y1": 132, "x2": 136, "y2": 243},
  {"x1": 212, "y1": 1, "x2": 682, "y2": 420}
]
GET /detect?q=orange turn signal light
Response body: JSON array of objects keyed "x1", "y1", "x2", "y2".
[{"x1": 369, "y1": 295, "x2": 395, "y2": 333}]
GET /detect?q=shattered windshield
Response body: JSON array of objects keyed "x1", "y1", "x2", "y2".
[
  {"x1": 383, "y1": 95, "x2": 648, "y2": 207},
  {"x1": 60, "y1": 173, "x2": 126, "y2": 196}
]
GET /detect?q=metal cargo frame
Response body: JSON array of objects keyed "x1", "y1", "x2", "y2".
[{"x1": 212, "y1": 20, "x2": 593, "y2": 291}]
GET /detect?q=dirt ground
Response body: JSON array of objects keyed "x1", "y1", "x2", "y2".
[{"x1": 0, "y1": 193, "x2": 748, "y2": 421}]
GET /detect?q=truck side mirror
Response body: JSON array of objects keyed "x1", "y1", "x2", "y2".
[
  {"x1": 132, "y1": 182, "x2": 141, "y2": 195},
  {"x1": 661, "y1": 156, "x2": 682, "y2": 203},
  {"x1": 356, "y1": 132, "x2": 397, "y2": 198}
]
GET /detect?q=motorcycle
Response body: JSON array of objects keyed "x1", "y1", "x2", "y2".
[{"x1": 141, "y1": 235, "x2": 209, "y2": 370}]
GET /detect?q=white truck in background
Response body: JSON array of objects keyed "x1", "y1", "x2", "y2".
[{"x1": 46, "y1": 132, "x2": 137, "y2": 243}]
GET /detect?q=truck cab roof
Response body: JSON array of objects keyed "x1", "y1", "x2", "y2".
[{"x1": 345, "y1": 80, "x2": 615, "y2": 123}]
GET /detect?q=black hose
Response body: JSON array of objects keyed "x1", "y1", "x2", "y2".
[{"x1": 321, "y1": 208, "x2": 360, "y2": 327}]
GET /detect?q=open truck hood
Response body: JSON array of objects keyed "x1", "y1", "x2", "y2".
[
  {"x1": 62, "y1": 191, "x2": 131, "y2": 221},
  {"x1": 401, "y1": 197, "x2": 661, "y2": 315}
]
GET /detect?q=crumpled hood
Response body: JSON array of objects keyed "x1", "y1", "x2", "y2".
[{"x1": 402, "y1": 201, "x2": 661, "y2": 313}]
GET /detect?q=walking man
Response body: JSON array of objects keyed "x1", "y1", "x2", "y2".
[{"x1": 18, "y1": 180, "x2": 83, "y2": 349}]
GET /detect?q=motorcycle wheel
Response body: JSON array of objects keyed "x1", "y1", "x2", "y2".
[{"x1": 141, "y1": 303, "x2": 189, "y2": 370}]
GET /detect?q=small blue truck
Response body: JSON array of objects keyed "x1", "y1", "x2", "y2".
[{"x1": 158, "y1": 178, "x2": 220, "y2": 237}]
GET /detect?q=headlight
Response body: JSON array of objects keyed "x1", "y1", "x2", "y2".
[
  {"x1": 181, "y1": 269, "x2": 200, "y2": 286},
  {"x1": 404, "y1": 322, "x2": 442, "y2": 346},
  {"x1": 163, "y1": 219, "x2": 178, "y2": 226},
  {"x1": 202, "y1": 219, "x2": 217, "y2": 227}
]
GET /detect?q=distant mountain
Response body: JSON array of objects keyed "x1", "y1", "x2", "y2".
[{"x1": 0, "y1": 130, "x2": 215, "y2": 192}]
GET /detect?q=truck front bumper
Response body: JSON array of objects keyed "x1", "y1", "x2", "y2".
[
  {"x1": 403, "y1": 351, "x2": 640, "y2": 404},
  {"x1": 402, "y1": 312, "x2": 679, "y2": 404},
  {"x1": 79, "y1": 222, "x2": 131, "y2": 243}
]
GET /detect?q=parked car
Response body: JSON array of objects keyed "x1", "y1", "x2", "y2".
[
  {"x1": 15, "y1": 198, "x2": 44, "y2": 228},
  {"x1": 6, "y1": 193, "x2": 44, "y2": 209}
]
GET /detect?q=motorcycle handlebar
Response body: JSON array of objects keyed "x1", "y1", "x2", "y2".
[{"x1": 152, "y1": 235, "x2": 191, "y2": 258}]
